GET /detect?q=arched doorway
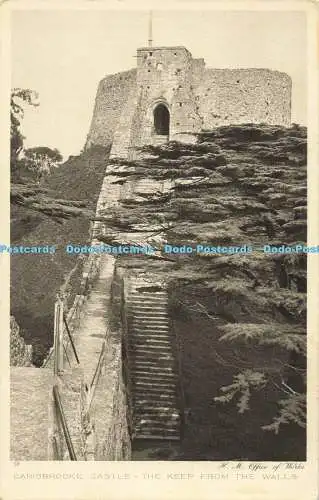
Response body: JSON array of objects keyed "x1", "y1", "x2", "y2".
[{"x1": 154, "y1": 104, "x2": 170, "y2": 136}]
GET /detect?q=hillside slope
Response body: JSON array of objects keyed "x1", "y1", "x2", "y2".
[{"x1": 10, "y1": 146, "x2": 110, "y2": 364}]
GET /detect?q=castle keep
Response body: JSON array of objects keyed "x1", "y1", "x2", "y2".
[{"x1": 86, "y1": 45, "x2": 292, "y2": 159}]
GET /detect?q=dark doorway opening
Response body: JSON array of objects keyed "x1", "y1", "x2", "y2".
[{"x1": 154, "y1": 104, "x2": 170, "y2": 136}]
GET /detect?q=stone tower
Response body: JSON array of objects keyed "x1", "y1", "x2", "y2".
[{"x1": 86, "y1": 45, "x2": 291, "y2": 159}]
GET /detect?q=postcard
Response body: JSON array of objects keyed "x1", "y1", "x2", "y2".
[{"x1": 0, "y1": 1, "x2": 318, "y2": 499}]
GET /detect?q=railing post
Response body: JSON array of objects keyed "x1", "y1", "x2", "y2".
[{"x1": 54, "y1": 297, "x2": 64, "y2": 375}]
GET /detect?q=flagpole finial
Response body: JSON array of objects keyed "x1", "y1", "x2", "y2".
[{"x1": 148, "y1": 10, "x2": 153, "y2": 47}]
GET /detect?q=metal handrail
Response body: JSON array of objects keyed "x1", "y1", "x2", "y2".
[
  {"x1": 42, "y1": 254, "x2": 100, "y2": 369},
  {"x1": 90, "y1": 341, "x2": 106, "y2": 389},
  {"x1": 53, "y1": 384, "x2": 77, "y2": 460},
  {"x1": 42, "y1": 298, "x2": 81, "y2": 368},
  {"x1": 63, "y1": 314, "x2": 80, "y2": 365}
]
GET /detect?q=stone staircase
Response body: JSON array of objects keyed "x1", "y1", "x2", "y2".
[{"x1": 125, "y1": 283, "x2": 181, "y2": 440}]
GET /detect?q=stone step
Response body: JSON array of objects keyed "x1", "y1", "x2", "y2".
[
  {"x1": 129, "y1": 335, "x2": 172, "y2": 342},
  {"x1": 134, "y1": 399, "x2": 177, "y2": 408},
  {"x1": 128, "y1": 291, "x2": 167, "y2": 297},
  {"x1": 134, "y1": 389, "x2": 177, "y2": 397},
  {"x1": 134, "y1": 431, "x2": 180, "y2": 439},
  {"x1": 131, "y1": 363, "x2": 174, "y2": 372},
  {"x1": 130, "y1": 337, "x2": 171, "y2": 345},
  {"x1": 134, "y1": 421, "x2": 180, "y2": 431},
  {"x1": 131, "y1": 323, "x2": 170, "y2": 329},
  {"x1": 127, "y1": 295, "x2": 167, "y2": 301},
  {"x1": 129, "y1": 309, "x2": 168, "y2": 316},
  {"x1": 129, "y1": 345, "x2": 173, "y2": 353},
  {"x1": 130, "y1": 355, "x2": 174, "y2": 364},
  {"x1": 133, "y1": 387, "x2": 177, "y2": 397},
  {"x1": 129, "y1": 345, "x2": 172, "y2": 353},
  {"x1": 134, "y1": 405, "x2": 179, "y2": 412},
  {"x1": 134, "y1": 410, "x2": 180, "y2": 419},
  {"x1": 134, "y1": 423, "x2": 180, "y2": 433},
  {"x1": 130, "y1": 357, "x2": 173, "y2": 365},
  {"x1": 133, "y1": 433, "x2": 180, "y2": 441},
  {"x1": 129, "y1": 349, "x2": 173, "y2": 358},
  {"x1": 130, "y1": 347, "x2": 172, "y2": 354},
  {"x1": 126, "y1": 304, "x2": 168, "y2": 311},
  {"x1": 130, "y1": 313, "x2": 169, "y2": 320},
  {"x1": 132, "y1": 366, "x2": 175, "y2": 374},
  {"x1": 131, "y1": 347, "x2": 173, "y2": 354},
  {"x1": 132, "y1": 374, "x2": 177, "y2": 383},
  {"x1": 131, "y1": 314, "x2": 168, "y2": 320},
  {"x1": 131, "y1": 324, "x2": 169, "y2": 330},
  {"x1": 126, "y1": 300, "x2": 168, "y2": 307},
  {"x1": 130, "y1": 329, "x2": 170, "y2": 336},
  {"x1": 129, "y1": 360, "x2": 175, "y2": 370},
  {"x1": 133, "y1": 377, "x2": 176, "y2": 392},
  {"x1": 132, "y1": 367, "x2": 176, "y2": 375},
  {"x1": 132, "y1": 372, "x2": 176, "y2": 381},
  {"x1": 134, "y1": 418, "x2": 180, "y2": 428},
  {"x1": 133, "y1": 369, "x2": 177, "y2": 378},
  {"x1": 131, "y1": 319, "x2": 169, "y2": 326},
  {"x1": 128, "y1": 298, "x2": 168, "y2": 304},
  {"x1": 129, "y1": 306, "x2": 168, "y2": 312},
  {"x1": 129, "y1": 341, "x2": 171, "y2": 347},
  {"x1": 134, "y1": 401, "x2": 177, "y2": 409},
  {"x1": 127, "y1": 306, "x2": 169, "y2": 313},
  {"x1": 134, "y1": 400, "x2": 177, "y2": 407},
  {"x1": 134, "y1": 400, "x2": 177, "y2": 412},
  {"x1": 128, "y1": 302, "x2": 167, "y2": 308}
]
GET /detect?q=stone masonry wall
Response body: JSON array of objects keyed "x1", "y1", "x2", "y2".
[
  {"x1": 86, "y1": 45, "x2": 291, "y2": 155},
  {"x1": 89, "y1": 341, "x2": 131, "y2": 460},
  {"x1": 196, "y1": 68, "x2": 291, "y2": 128},
  {"x1": 134, "y1": 46, "x2": 202, "y2": 149},
  {"x1": 86, "y1": 69, "x2": 137, "y2": 149}
]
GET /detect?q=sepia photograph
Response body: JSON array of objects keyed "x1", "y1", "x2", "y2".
[{"x1": 8, "y1": 5, "x2": 309, "y2": 466}]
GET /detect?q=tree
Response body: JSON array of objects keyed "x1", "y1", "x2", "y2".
[
  {"x1": 94, "y1": 123, "x2": 307, "y2": 435},
  {"x1": 23, "y1": 146, "x2": 63, "y2": 183},
  {"x1": 10, "y1": 88, "x2": 39, "y2": 172},
  {"x1": 10, "y1": 89, "x2": 90, "y2": 221}
]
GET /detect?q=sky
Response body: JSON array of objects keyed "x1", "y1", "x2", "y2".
[{"x1": 11, "y1": 8, "x2": 307, "y2": 158}]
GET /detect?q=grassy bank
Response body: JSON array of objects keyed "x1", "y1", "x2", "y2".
[{"x1": 10, "y1": 145, "x2": 110, "y2": 365}]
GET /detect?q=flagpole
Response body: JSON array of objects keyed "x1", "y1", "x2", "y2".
[{"x1": 148, "y1": 10, "x2": 153, "y2": 48}]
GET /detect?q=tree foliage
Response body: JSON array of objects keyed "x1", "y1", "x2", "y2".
[
  {"x1": 95, "y1": 123, "x2": 307, "y2": 434},
  {"x1": 23, "y1": 146, "x2": 63, "y2": 182},
  {"x1": 10, "y1": 88, "x2": 90, "y2": 221},
  {"x1": 11, "y1": 88, "x2": 39, "y2": 170}
]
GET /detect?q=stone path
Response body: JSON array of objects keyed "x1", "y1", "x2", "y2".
[{"x1": 73, "y1": 254, "x2": 115, "y2": 386}]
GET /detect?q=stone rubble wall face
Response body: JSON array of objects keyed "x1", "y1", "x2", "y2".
[
  {"x1": 197, "y1": 68, "x2": 291, "y2": 128},
  {"x1": 10, "y1": 316, "x2": 33, "y2": 367},
  {"x1": 90, "y1": 343, "x2": 131, "y2": 460},
  {"x1": 135, "y1": 47, "x2": 202, "y2": 148},
  {"x1": 86, "y1": 69, "x2": 137, "y2": 149}
]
